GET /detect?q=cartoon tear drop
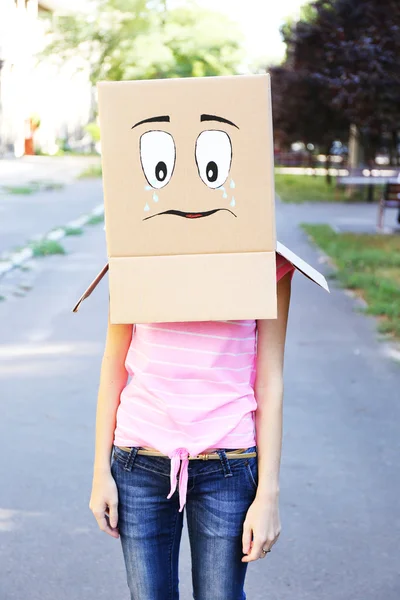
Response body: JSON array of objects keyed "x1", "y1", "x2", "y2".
[
  {"x1": 144, "y1": 203, "x2": 150, "y2": 212},
  {"x1": 218, "y1": 186, "x2": 228, "y2": 199},
  {"x1": 230, "y1": 197, "x2": 236, "y2": 207},
  {"x1": 145, "y1": 185, "x2": 152, "y2": 191},
  {"x1": 230, "y1": 179, "x2": 236, "y2": 189},
  {"x1": 153, "y1": 192, "x2": 159, "y2": 202}
]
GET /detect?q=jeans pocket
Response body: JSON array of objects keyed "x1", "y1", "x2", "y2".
[
  {"x1": 112, "y1": 445, "x2": 140, "y2": 468},
  {"x1": 112, "y1": 446, "x2": 127, "y2": 462},
  {"x1": 245, "y1": 458, "x2": 258, "y2": 492}
]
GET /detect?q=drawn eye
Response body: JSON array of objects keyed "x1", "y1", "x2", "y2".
[
  {"x1": 195, "y1": 130, "x2": 232, "y2": 189},
  {"x1": 140, "y1": 131, "x2": 176, "y2": 189}
]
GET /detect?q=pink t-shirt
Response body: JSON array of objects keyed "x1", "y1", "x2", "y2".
[{"x1": 114, "y1": 253, "x2": 295, "y2": 511}]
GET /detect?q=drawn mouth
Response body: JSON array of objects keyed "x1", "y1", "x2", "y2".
[{"x1": 143, "y1": 208, "x2": 237, "y2": 221}]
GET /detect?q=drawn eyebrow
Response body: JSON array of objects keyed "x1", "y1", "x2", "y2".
[
  {"x1": 200, "y1": 114, "x2": 239, "y2": 129},
  {"x1": 132, "y1": 116, "x2": 170, "y2": 129}
]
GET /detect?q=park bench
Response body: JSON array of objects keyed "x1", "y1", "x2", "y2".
[{"x1": 377, "y1": 181, "x2": 400, "y2": 231}]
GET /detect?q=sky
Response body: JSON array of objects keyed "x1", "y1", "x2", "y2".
[
  {"x1": 57, "y1": 0, "x2": 310, "y2": 65},
  {"x1": 176, "y1": 0, "x2": 311, "y2": 65}
]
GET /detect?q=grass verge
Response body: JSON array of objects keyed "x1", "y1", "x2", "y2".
[
  {"x1": 79, "y1": 164, "x2": 102, "y2": 178},
  {"x1": 30, "y1": 239, "x2": 66, "y2": 257},
  {"x1": 302, "y1": 224, "x2": 400, "y2": 339},
  {"x1": 64, "y1": 226, "x2": 84, "y2": 236},
  {"x1": 3, "y1": 185, "x2": 37, "y2": 195},
  {"x1": 86, "y1": 213, "x2": 104, "y2": 225},
  {"x1": 1, "y1": 180, "x2": 64, "y2": 195},
  {"x1": 275, "y1": 173, "x2": 382, "y2": 204}
]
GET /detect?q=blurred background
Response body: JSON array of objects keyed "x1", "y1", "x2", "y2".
[{"x1": 0, "y1": 2, "x2": 399, "y2": 600}]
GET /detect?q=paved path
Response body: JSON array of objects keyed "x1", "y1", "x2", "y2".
[
  {"x1": 0, "y1": 195, "x2": 399, "y2": 599},
  {"x1": 276, "y1": 195, "x2": 399, "y2": 234},
  {"x1": 0, "y1": 155, "x2": 100, "y2": 186},
  {"x1": 0, "y1": 179, "x2": 103, "y2": 255}
]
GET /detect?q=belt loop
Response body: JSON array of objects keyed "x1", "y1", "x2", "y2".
[
  {"x1": 216, "y1": 449, "x2": 233, "y2": 478},
  {"x1": 123, "y1": 447, "x2": 139, "y2": 472}
]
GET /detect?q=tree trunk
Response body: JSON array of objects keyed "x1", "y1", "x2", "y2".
[
  {"x1": 325, "y1": 144, "x2": 332, "y2": 186},
  {"x1": 392, "y1": 130, "x2": 399, "y2": 166},
  {"x1": 346, "y1": 124, "x2": 363, "y2": 199}
]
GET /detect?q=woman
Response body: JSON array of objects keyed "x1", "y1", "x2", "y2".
[{"x1": 89, "y1": 253, "x2": 295, "y2": 600}]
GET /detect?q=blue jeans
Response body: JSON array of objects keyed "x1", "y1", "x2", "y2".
[{"x1": 111, "y1": 445, "x2": 259, "y2": 600}]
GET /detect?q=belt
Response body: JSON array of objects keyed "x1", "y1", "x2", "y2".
[{"x1": 116, "y1": 446, "x2": 257, "y2": 460}]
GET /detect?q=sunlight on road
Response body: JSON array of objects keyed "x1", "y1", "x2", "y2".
[
  {"x1": 0, "y1": 342, "x2": 102, "y2": 360},
  {"x1": 0, "y1": 508, "x2": 44, "y2": 532}
]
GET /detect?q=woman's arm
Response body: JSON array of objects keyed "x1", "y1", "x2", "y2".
[
  {"x1": 89, "y1": 310, "x2": 133, "y2": 538},
  {"x1": 93, "y1": 312, "x2": 133, "y2": 474},
  {"x1": 242, "y1": 270, "x2": 292, "y2": 561},
  {"x1": 254, "y1": 270, "x2": 291, "y2": 497}
]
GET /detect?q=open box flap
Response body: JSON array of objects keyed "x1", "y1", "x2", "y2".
[
  {"x1": 276, "y1": 241, "x2": 330, "y2": 293},
  {"x1": 72, "y1": 263, "x2": 109, "y2": 313},
  {"x1": 72, "y1": 242, "x2": 329, "y2": 315}
]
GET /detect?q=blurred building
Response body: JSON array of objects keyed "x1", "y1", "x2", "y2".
[{"x1": 0, "y1": 0, "x2": 93, "y2": 157}]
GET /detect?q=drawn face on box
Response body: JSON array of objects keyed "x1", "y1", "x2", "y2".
[
  {"x1": 137, "y1": 116, "x2": 236, "y2": 221},
  {"x1": 98, "y1": 75, "x2": 275, "y2": 257}
]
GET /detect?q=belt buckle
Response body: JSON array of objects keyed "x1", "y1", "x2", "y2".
[
  {"x1": 198, "y1": 452, "x2": 209, "y2": 460},
  {"x1": 192, "y1": 452, "x2": 210, "y2": 460}
]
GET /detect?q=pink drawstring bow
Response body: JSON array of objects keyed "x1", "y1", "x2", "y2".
[{"x1": 167, "y1": 448, "x2": 190, "y2": 512}]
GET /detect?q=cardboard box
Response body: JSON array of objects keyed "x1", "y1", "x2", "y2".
[{"x1": 73, "y1": 74, "x2": 329, "y2": 323}]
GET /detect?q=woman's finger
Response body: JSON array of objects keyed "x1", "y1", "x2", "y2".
[
  {"x1": 93, "y1": 510, "x2": 120, "y2": 538},
  {"x1": 108, "y1": 502, "x2": 119, "y2": 529},
  {"x1": 242, "y1": 522, "x2": 253, "y2": 555}
]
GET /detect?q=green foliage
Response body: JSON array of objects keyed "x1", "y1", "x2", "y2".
[
  {"x1": 301, "y1": 223, "x2": 400, "y2": 338},
  {"x1": 30, "y1": 239, "x2": 66, "y2": 257},
  {"x1": 30, "y1": 113, "x2": 41, "y2": 129},
  {"x1": 40, "y1": 0, "x2": 244, "y2": 83},
  {"x1": 85, "y1": 122, "x2": 101, "y2": 142}
]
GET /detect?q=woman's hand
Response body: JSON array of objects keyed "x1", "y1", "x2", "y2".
[
  {"x1": 89, "y1": 468, "x2": 120, "y2": 539},
  {"x1": 241, "y1": 492, "x2": 281, "y2": 562}
]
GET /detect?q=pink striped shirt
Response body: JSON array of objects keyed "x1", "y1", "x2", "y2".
[{"x1": 114, "y1": 253, "x2": 295, "y2": 511}]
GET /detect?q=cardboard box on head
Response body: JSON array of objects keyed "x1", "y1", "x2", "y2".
[{"x1": 73, "y1": 74, "x2": 329, "y2": 323}]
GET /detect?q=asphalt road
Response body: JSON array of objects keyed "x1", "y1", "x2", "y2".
[
  {"x1": 0, "y1": 179, "x2": 103, "y2": 255},
  {"x1": 0, "y1": 194, "x2": 399, "y2": 599}
]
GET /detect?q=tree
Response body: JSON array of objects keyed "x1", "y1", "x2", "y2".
[
  {"x1": 40, "y1": 0, "x2": 244, "y2": 83},
  {"x1": 270, "y1": 66, "x2": 349, "y2": 162},
  {"x1": 282, "y1": 0, "x2": 400, "y2": 163}
]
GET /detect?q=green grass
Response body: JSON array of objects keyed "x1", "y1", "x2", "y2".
[
  {"x1": 302, "y1": 224, "x2": 400, "y2": 339},
  {"x1": 29, "y1": 180, "x2": 64, "y2": 191},
  {"x1": 3, "y1": 185, "x2": 37, "y2": 195},
  {"x1": 64, "y1": 226, "x2": 84, "y2": 236},
  {"x1": 86, "y1": 213, "x2": 104, "y2": 225},
  {"x1": 30, "y1": 239, "x2": 66, "y2": 257},
  {"x1": 1, "y1": 180, "x2": 64, "y2": 195},
  {"x1": 78, "y1": 164, "x2": 102, "y2": 178},
  {"x1": 275, "y1": 173, "x2": 382, "y2": 204}
]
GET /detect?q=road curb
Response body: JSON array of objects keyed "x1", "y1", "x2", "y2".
[{"x1": 0, "y1": 203, "x2": 104, "y2": 281}]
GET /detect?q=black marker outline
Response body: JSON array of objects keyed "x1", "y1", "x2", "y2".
[
  {"x1": 143, "y1": 208, "x2": 237, "y2": 221},
  {"x1": 195, "y1": 129, "x2": 233, "y2": 190},
  {"x1": 200, "y1": 114, "x2": 239, "y2": 129},
  {"x1": 139, "y1": 130, "x2": 176, "y2": 189},
  {"x1": 132, "y1": 115, "x2": 170, "y2": 129}
]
